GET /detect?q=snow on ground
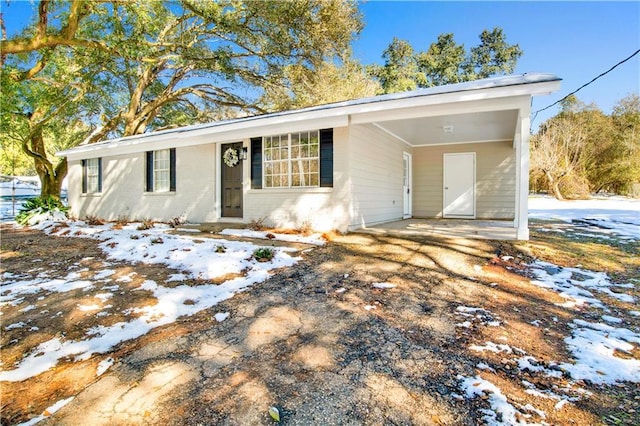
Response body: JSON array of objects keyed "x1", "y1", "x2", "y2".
[
  {"x1": 456, "y1": 196, "x2": 639, "y2": 422},
  {"x1": 0, "y1": 220, "x2": 305, "y2": 382},
  {"x1": 529, "y1": 195, "x2": 639, "y2": 240},
  {"x1": 16, "y1": 396, "x2": 75, "y2": 426},
  {"x1": 459, "y1": 375, "x2": 544, "y2": 426}
]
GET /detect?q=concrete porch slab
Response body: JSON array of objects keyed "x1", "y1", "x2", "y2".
[{"x1": 355, "y1": 218, "x2": 517, "y2": 240}]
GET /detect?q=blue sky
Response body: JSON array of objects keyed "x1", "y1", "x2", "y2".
[
  {"x1": 354, "y1": 1, "x2": 640, "y2": 128},
  {"x1": 3, "y1": 1, "x2": 639, "y2": 130}
]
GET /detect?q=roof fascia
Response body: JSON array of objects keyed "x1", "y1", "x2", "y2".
[
  {"x1": 60, "y1": 114, "x2": 349, "y2": 160},
  {"x1": 59, "y1": 77, "x2": 560, "y2": 160}
]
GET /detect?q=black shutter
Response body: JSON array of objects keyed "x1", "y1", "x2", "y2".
[
  {"x1": 251, "y1": 137, "x2": 262, "y2": 189},
  {"x1": 81, "y1": 159, "x2": 88, "y2": 193},
  {"x1": 145, "y1": 151, "x2": 154, "y2": 192},
  {"x1": 97, "y1": 158, "x2": 103, "y2": 192},
  {"x1": 169, "y1": 148, "x2": 176, "y2": 192},
  {"x1": 319, "y1": 128, "x2": 333, "y2": 187}
]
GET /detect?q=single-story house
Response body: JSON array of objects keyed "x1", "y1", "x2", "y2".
[{"x1": 57, "y1": 73, "x2": 561, "y2": 240}]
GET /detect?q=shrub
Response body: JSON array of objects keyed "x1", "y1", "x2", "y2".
[
  {"x1": 15, "y1": 196, "x2": 69, "y2": 225},
  {"x1": 253, "y1": 247, "x2": 274, "y2": 262},
  {"x1": 115, "y1": 215, "x2": 130, "y2": 226},
  {"x1": 84, "y1": 215, "x2": 104, "y2": 226},
  {"x1": 247, "y1": 217, "x2": 266, "y2": 231},
  {"x1": 137, "y1": 218, "x2": 154, "y2": 230}
]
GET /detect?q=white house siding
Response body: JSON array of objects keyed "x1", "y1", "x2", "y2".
[
  {"x1": 413, "y1": 141, "x2": 515, "y2": 219},
  {"x1": 243, "y1": 126, "x2": 351, "y2": 232},
  {"x1": 347, "y1": 123, "x2": 411, "y2": 229},
  {"x1": 68, "y1": 144, "x2": 217, "y2": 223}
]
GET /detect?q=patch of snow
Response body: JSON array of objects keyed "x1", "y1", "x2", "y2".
[
  {"x1": 470, "y1": 342, "x2": 513, "y2": 354},
  {"x1": 517, "y1": 356, "x2": 548, "y2": 373},
  {"x1": 0, "y1": 220, "x2": 305, "y2": 382},
  {"x1": 94, "y1": 293, "x2": 113, "y2": 302},
  {"x1": 529, "y1": 195, "x2": 640, "y2": 240},
  {"x1": 167, "y1": 273, "x2": 187, "y2": 282},
  {"x1": 115, "y1": 274, "x2": 134, "y2": 283},
  {"x1": 459, "y1": 375, "x2": 542, "y2": 425},
  {"x1": 93, "y1": 269, "x2": 115, "y2": 280},
  {"x1": 16, "y1": 396, "x2": 74, "y2": 426},
  {"x1": 96, "y1": 357, "x2": 114, "y2": 376},
  {"x1": 214, "y1": 312, "x2": 230, "y2": 322},
  {"x1": 560, "y1": 319, "x2": 640, "y2": 384},
  {"x1": 364, "y1": 305, "x2": 376, "y2": 311},
  {"x1": 372, "y1": 282, "x2": 396, "y2": 289},
  {"x1": 529, "y1": 261, "x2": 635, "y2": 308},
  {"x1": 476, "y1": 362, "x2": 495, "y2": 372},
  {"x1": 602, "y1": 315, "x2": 622, "y2": 324},
  {"x1": 5, "y1": 322, "x2": 26, "y2": 331},
  {"x1": 456, "y1": 306, "x2": 487, "y2": 314},
  {"x1": 335, "y1": 287, "x2": 347, "y2": 293},
  {"x1": 20, "y1": 304, "x2": 36, "y2": 312}
]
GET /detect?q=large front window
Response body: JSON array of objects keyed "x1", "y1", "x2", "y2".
[{"x1": 263, "y1": 131, "x2": 319, "y2": 188}]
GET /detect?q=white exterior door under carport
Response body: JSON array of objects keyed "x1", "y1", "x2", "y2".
[
  {"x1": 403, "y1": 152, "x2": 412, "y2": 218},
  {"x1": 443, "y1": 152, "x2": 475, "y2": 218}
]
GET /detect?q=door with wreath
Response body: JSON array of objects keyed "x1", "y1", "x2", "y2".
[{"x1": 221, "y1": 142, "x2": 243, "y2": 217}]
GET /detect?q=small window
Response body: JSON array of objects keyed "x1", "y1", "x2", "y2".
[
  {"x1": 263, "y1": 131, "x2": 319, "y2": 188},
  {"x1": 146, "y1": 148, "x2": 176, "y2": 192},
  {"x1": 82, "y1": 158, "x2": 102, "y2": 194}
]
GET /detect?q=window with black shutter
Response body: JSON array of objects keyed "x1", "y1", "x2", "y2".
[
  {"x1": 251, "y1": 137, "x2": 262, "y2": 189},
  {"x1": 145, "y1": 148, "x2": 176, "y2": 193},
  {"x1": 319, "y1": 128, "x2": 333, "y2": 187}
]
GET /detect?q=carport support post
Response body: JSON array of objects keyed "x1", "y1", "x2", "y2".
[{"x1": 514, "y1": 108, "x2": 531, "y2": 240}]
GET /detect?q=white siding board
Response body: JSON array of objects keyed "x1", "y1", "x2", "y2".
[
  {"x1": 413, "y1": 141, "x2": 515, "y2": 219},
  {"x1": 69, "y1": 145, "x2": 217, "y2": 223},
  {"x1": 348, "y1": 123, "x2": 411, "y2": 228}
]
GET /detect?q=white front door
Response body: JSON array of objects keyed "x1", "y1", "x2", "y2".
[
  {"x1": 403, "y1": 152, "x2": 412, "y2": 218},
  {"x1": 443, "y1": 152, "x2": 475, "y2": 218}
]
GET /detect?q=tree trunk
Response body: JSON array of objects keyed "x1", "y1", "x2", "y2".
[
  {"x1": 545, "y1": 171, "x2": 564, "y2": 200},
  {"x1": 22, "y1": 126, "x2": 68, "y2": 200},
  {"x1": 36, "y1": 159, "x2": 67, "y2": 200}
]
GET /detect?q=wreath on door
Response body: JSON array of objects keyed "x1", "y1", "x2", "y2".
[{"x1": 223, "y1": 147, "x2": 239, "y2": 167}]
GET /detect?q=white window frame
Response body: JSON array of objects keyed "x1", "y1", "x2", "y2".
[
  {"x1": 153, "y1": 149, "x2": 171, "y2": 193},
  {"x1": 84, "y1": 158, "x2": 101, "y2": 194},
  {"x1": 262, "y1": 131, "x2": 319, "y2": 188}
]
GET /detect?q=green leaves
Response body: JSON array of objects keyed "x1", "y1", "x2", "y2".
[
  {"x1": 2, "y1": 0, "x2": 365, "y2": 198},
  {"x1": 15, "y1": 196, "x2": 69, "y2": 225},
  {"x1": 370, "y1": 27, "x2": 523, "y2": 94},
  {"x1": 268, "y1": 406, "x2": 280, "y2": 422}
]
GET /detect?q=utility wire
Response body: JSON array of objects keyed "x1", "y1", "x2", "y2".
[{"x1": 532, "y1": 48, "x2": 640, "y2": 124}]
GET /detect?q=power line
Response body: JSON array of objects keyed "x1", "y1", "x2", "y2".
[{"x1": 532, "y1": 48, "x2": 640, "y2": 123}]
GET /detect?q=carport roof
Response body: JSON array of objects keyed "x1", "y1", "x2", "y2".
[{"x1": 58, "y1": 73, "x2": 561, "y2": 157}]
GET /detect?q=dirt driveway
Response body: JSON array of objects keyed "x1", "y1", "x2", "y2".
[{"x1": 1, "y1": 222, "x2": 638, "y2": 425}]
